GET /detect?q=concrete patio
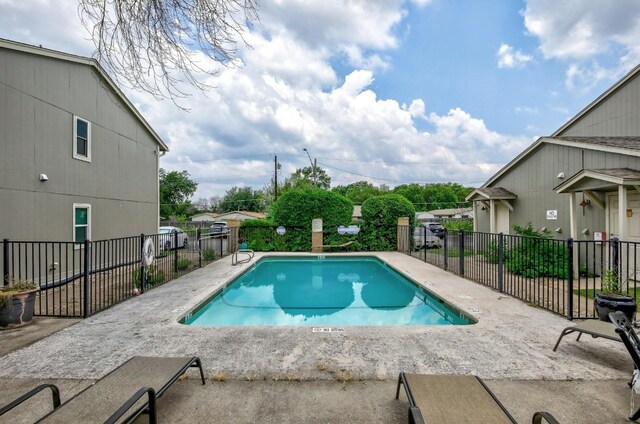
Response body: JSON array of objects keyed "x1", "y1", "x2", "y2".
[{"x1": 0, "y1": 252, "x2": 636, "y2": 423}]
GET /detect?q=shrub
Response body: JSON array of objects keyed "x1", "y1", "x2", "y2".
[
  {"x1": 202, "y1": 248, "x2": 216, "y2": 261},
  {"x1": 360, "y1": 194, "x2": 415, "y2": 251},
  {"x1": 270, "y1": 189, "x2": 353, "y2": 251},
  {"x1": 482, "y1": 240, "x2": 500, "y2": 264},
  {"x1": 131, "y1": 264, "x2": 166, "y2": 288},
  {"x1": 177, "y1": 256, "x2": 192, "y2": 271},
  {"x1": 0, "y1": 278, "x2": 37, "y2": 308},
  {"x1": 505, "y1": 223, "x2": 568, "y2": 279},
  {"x1": 444, "y1": 220, "x2": 473, "y2": 232}
]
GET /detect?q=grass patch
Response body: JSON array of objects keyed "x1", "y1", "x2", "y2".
[{"x1": 211, "y1": 372, "x2": 229, "y2": 381}]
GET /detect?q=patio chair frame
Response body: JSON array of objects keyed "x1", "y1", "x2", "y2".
[{"x1": 0, "y1": 356, "x2": 205, "y2": 424}]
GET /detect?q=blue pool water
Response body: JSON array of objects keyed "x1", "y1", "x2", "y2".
[{"x1": 183, "y1": 256, "x2": 472, "y2": 326}]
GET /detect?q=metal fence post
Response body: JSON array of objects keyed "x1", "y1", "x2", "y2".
[
  {"x1": 83, "y1": 238, "x2": 91, "y2": 318},
  {"x1": 443, "y1": 229, "x2": 448, "y2": 270},
  {"x1": 197, "y1": 228, "x2": 202, "y2": 268},
  {"x1": 567, "y1": 238, "x2": 574, "y2": 320},
  {"x1": 458, "y1": 229, "x2": 465, "y2": 276},
  {"x1": 611, "y1": 237, "x2": 619, "y2": 277},
  {"x1": 174, "y1": 230, "x2": 179, "y2": 274},
  {"x1": 2, "y1": 238, "x2": 9, "y2": 286},
  {"x1": 139, "y1": 234, "x2": 146, "y2": 294},
  {"x1": 497, "y1": 232, "x2": 504, "y2": 292}
]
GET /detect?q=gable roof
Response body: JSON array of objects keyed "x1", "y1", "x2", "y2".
[
  {"x1": 552, "y1": 64, "x2": 640, "y2": 136},
  {"x1": 554, "y1": 167, "x2": 640, "y2": 193},
  {"x1": 478, "y1": 64, "x2": 640, "y2": 189},
  {"x1": 0, "y1": 38, "x2": 168, "y2": 152},
  {"x1": 466, "y1": 187, "x2": 516, "y2": 201},
  {"x1": 482, "y1": 136, "x2": 640, "y2": 188}
]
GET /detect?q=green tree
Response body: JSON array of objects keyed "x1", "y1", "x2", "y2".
[
  {"x1": 423, "y1": 183, "x2": 472, "y2": 210},
  {"x1": 219, "y1": 186, "x2": 265, "y2": 212},
  {"x1": 332, "y1": 181, "x2": 382, "y2": 204},
  {"x1": 393, "y1": 184, "x2": 425, "y2": 207},
  {"x1": 284, "y1": 166, "x2": 331, "y2": 190},
  {"x1": 159, "y1": 168, "x2": 198, "y2": 219}
]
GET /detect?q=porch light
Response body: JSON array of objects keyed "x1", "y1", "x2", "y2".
[{"x1": 579, "y1": 199, "x2": 591, "y2": 208}]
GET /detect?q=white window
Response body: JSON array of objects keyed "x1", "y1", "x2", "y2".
[
  {"x1": 73, "y1": 116, "x2": 91, "y2": 162},
  {"x1": 73, "y1": 204, "x2": 91, "y2": 242}
]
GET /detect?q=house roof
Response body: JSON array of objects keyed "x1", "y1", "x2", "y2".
[
  {"x1": 552, "y1": 64, "x2": 640, "y2": 136},
  {"x1": 555, "y1": 168, "x2": 640, "y2": 193},
  {"x1": 482, "y1": 136, "x2": 640, "y2": 189},
  {"x1": 466, "y1": 187, "x2": 516, "y2": 201},
  {"x1": 428, "y1": 207, "x2": 473, "y2": 216},
  {"x1": 0, "y1": 38, "x2": 168, "y2": 152}
]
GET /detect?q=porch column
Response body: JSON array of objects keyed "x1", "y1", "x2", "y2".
[
  {"x1": 472, "y1": 202, "x2": 477, "y2": 232},
  {"x1": 619, "y1": 185, "x2": 628, "y2": 241},
  {"x1": 569, "y1": 192, "x2": 578, "y2": 239},
  {"x1": 489, "y1": 199, "x2": 496, "y2": 233}
]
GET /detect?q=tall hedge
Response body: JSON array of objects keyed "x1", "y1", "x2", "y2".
[
  {"x1": 360, "y1": 194, "x2": 415, "y2": 250},
  {"x1": 269, "y1": 189, "x2": 353, "y2": 251}
]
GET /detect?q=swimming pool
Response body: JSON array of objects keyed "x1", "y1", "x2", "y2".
[{"x1": 182, "y1": 256, "x2": 473, "y2": 326}]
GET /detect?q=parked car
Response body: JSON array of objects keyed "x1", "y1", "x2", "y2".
[
  {"x1": 424, "y1": 222, "x2": 446, "y2": 239},
  {"x1": 414, "y1": 226, "x2": 443, "y2": 250},
  {"x1": 159, "y1": 226, "x2": 189, "y2": 250},
  {"x1": 209, "y1": 221, "x2": 229, "y2": 236}
]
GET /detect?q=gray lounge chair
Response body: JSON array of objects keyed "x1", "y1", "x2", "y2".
[
  {"x1": 395, "y1": 373, "x2": 559, "y2": 424},
  {"x1": 0, "y1": 356, "x2": 205, "y2": 423},
  {"x1": 553, "y1": 319, "x2": 628, "y2": 351}
]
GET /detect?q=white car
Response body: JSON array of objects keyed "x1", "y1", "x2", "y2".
[
  {"x1": 414, "y1": 226, "x2": 442, "y2": 250},
  {"x1": 159, "y1": 226, "x2": 189, "y2": 250}
]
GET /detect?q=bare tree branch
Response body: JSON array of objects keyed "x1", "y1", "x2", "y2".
[{"x1": 79, "y1": 0, "x2": 259, "y2": 108}]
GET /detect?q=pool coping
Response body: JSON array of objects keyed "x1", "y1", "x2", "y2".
[{"x1": 0, "y1": 251, "x2": 633, "y2": 382}]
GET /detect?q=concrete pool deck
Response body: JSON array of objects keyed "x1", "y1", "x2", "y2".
[{"x1": 0, "y1": 252, "x2": 636, "y2": 422}]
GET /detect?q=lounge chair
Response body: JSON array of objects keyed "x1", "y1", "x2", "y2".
[
  {"x1": 0, "y1": 356, "x2": 205, "y2": 423},
  {"x1": 395, "y1": 373, "x2": 559, "y2": 424},
  {"x1": 610, "y1": 311, "x2": 640, "y2": 421},
  {"x1": 553, "y1": 319, "x2": 627, "y2": 351}
]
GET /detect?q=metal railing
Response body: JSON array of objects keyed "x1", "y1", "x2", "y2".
[
  {"x1": 402, "y1": 226, "x2": 640, "y2": 320},
  {"x1": 2, "y1": 229, "x2": 232, "y2": 318}
]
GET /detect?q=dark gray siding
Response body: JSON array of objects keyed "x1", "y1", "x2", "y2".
[{"x1": 0, "y1": 48, "x2": 160, "y2": 241}]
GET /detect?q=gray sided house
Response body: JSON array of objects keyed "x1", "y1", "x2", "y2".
[
  {"x1": 0, "y1": 39, "x2": 168, "y2": 243},
  {"x1": 467, "y1": 64, "x2": 640, "y2": 244}
]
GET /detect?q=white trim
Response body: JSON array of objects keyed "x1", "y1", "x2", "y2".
[
  {"x1": 73, "y1": 115, "x2": 91, "y2": 162},
  {"x1": 73, "y1": 203, "x2": 92, "y2": 243}
]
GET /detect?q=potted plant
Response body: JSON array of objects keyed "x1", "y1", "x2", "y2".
[
  {"x1": 0, "y1": 278, "x2": 38, "y2": 329},
  {"x1": 594, "y1": 269, "x2": 637, "y2": 322},
  {"x1": 238, "y1": 237, "x2": 248, "y2": 250}
]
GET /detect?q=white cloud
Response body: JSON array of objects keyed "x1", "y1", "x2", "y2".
[
  {"x1": 0, "y1": 0, "x2": 527, "y2": 197},
  {"x1": 523, "y1": 0, "x2": 640, "y2": 89},
  {"x1": 497, "y1": 43, "x2": 532, "y2": 69}
]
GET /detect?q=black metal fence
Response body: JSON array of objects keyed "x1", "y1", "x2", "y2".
[
  {"x1": 401, "y1": 226, "x2": 640, "y2": 320},
  {"x1": 2, "y1": 229, "x2": 233, "y2": 318}
]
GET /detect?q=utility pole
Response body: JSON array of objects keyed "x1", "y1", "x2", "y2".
[
  {"x1": 302, "y1": 148, "x2": 316, "y2": 187},
  {"x1": 313, "y1": 158, "x2": 317, "y2": 187},
  {"x1": 274, "y1": 154, "x2": 279, "y2": 201}
]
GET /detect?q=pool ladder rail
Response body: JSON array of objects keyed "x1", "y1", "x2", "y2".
[{"x1": 232, "y1": 249, "x2": 255, "y2": 266}]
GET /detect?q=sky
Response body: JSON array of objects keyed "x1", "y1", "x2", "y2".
[{"x1": 2, "y1": 0, "x2": 640, "y2": 203}]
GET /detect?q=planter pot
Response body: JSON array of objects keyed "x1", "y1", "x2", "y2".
[
  {"x1": 594, "y1": 293, "x2": 637, "y2": 323},
  {"x1": 0, "y1": 290, "x2": 37, "y2": 330},
  {"x1": 239, "y1": 242, "x2": 248, "y2": 250}
]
